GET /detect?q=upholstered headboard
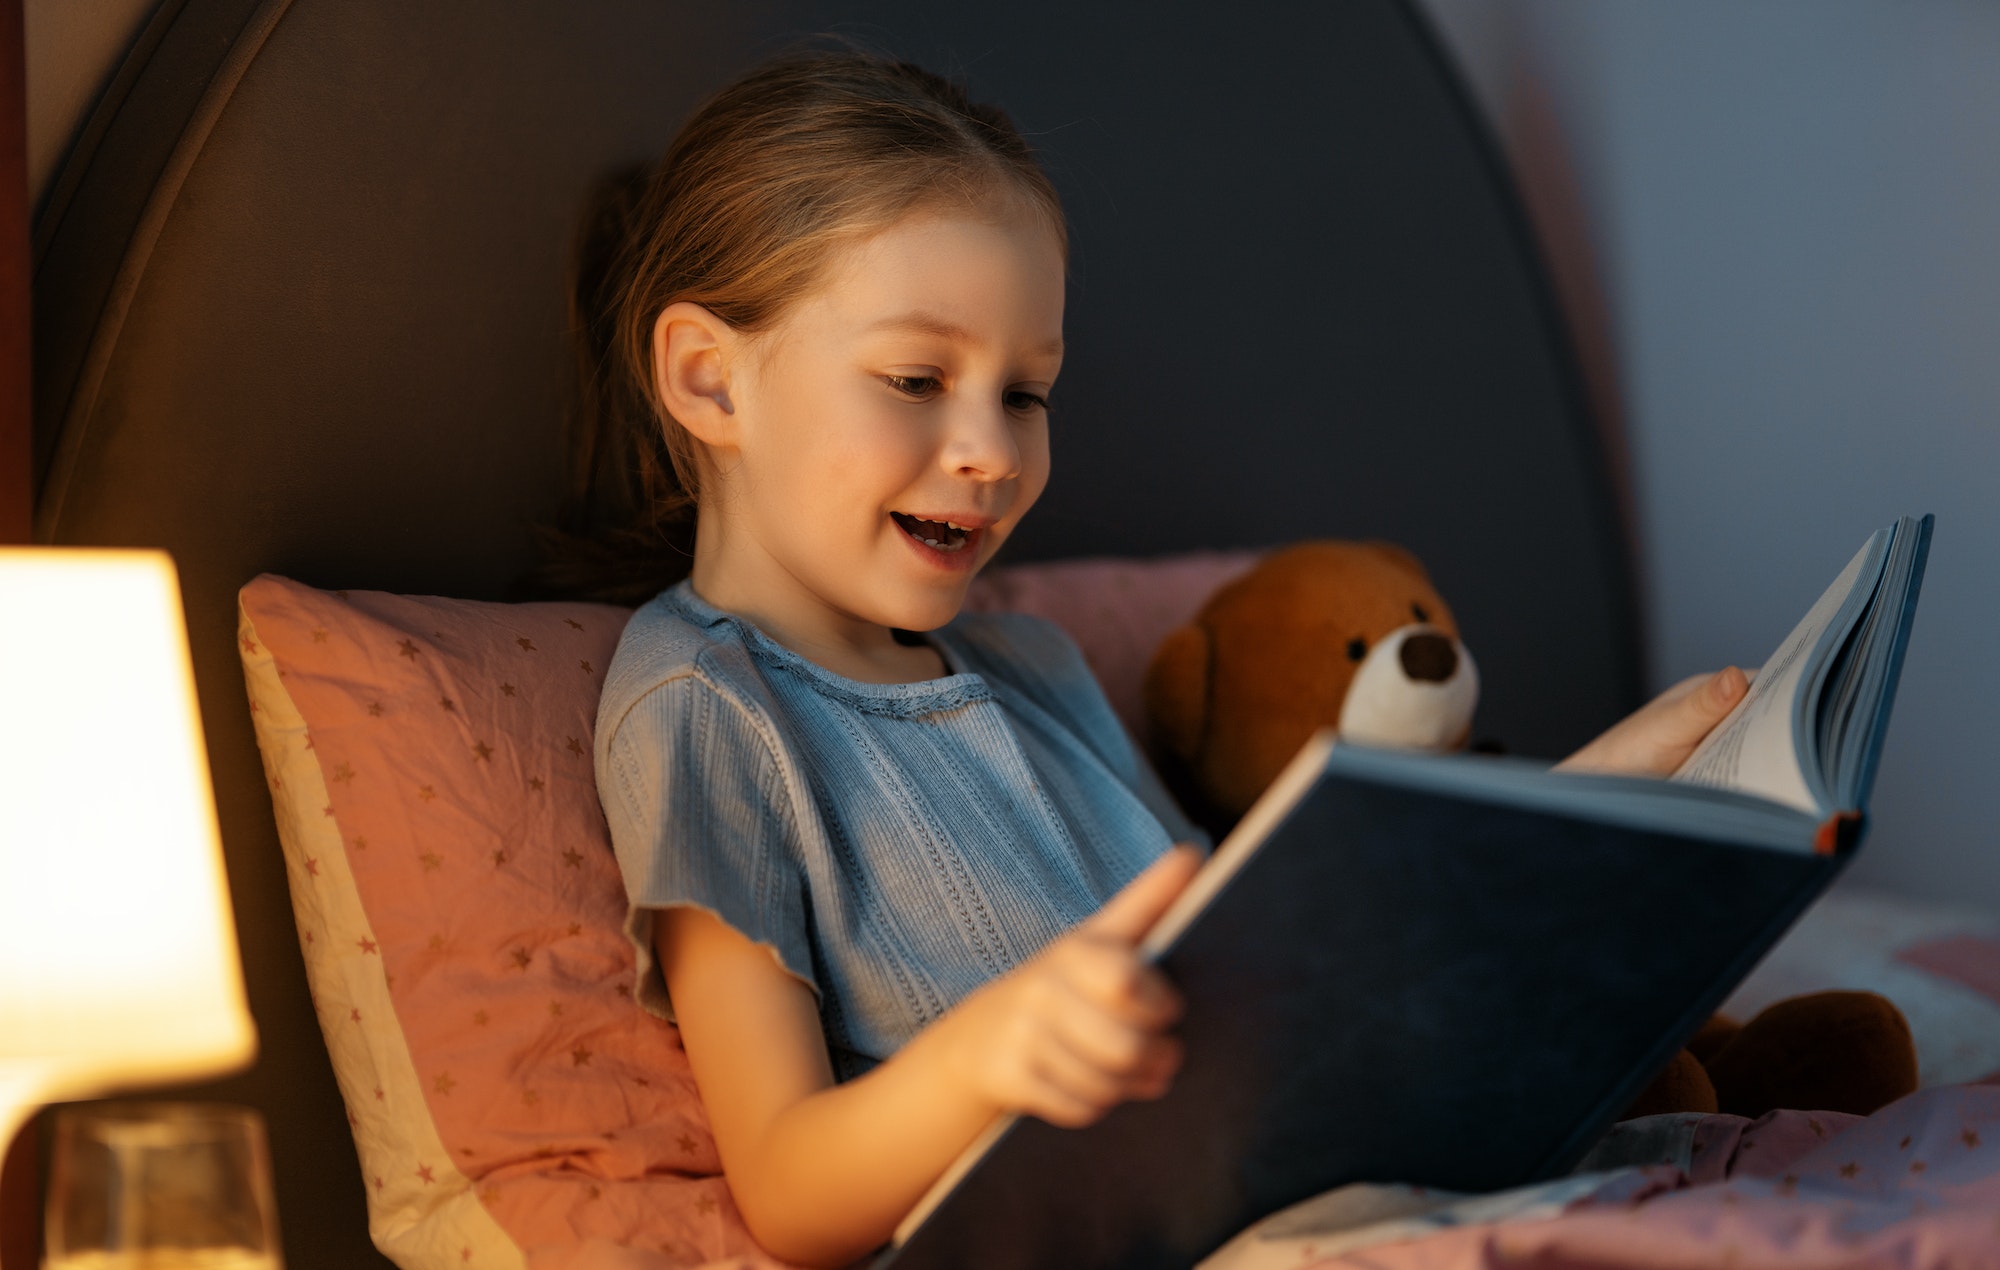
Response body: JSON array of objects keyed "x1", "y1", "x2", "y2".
[{"x1": 31, "y1": 2, "x2": 1640, "y2": 1265}]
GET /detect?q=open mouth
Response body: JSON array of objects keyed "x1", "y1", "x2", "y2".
[{"x1": 891, "y1": 512, "x2": 976, "y2": 554}]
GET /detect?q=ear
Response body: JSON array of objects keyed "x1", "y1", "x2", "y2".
[
  {"x1": 1144, "y1": 622, "x2": 1212, "y2": 766},
  {"x1": 652, "y1": 300, "x2": 741, "y2": 447},
  {"x1": 1362, "y1": 539, "x2": 1433, "y2": 584}
]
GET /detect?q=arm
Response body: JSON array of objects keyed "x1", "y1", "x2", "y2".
[
  {"x1": 663, "y1": 845, "x2": 1202, "y2": 1268},
  {"x1": 1553, "y1": 666, "x2": 1748, "y2": 777}
]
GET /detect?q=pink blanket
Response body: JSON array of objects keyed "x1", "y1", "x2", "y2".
[{"x1": 1201, "y1": 1084, "x2": 2000, "y2": 1269}]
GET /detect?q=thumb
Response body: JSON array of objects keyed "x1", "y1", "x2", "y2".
[
  {"x1": 1083, "y1": 844, "x2": 1203, "y2": 945},
  {"x1": 1688, "y1": 665, "x2": 1749, "y2": 725},
  {"x1": 1656, "y1": 666, "x2": 1748, "y2": 763}
]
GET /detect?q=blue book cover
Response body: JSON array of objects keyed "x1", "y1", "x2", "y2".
[{"x1": 878, "y1": 516, "x2": 1931, "y2": 1270}]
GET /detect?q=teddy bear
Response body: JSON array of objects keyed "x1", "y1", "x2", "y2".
[
  {"x1": 1140, "y1": 539, "x2": 1918, "y2": 1122},
  {"x1": 1142, "y1": 540, "x2": 1479, "y2": 838}
]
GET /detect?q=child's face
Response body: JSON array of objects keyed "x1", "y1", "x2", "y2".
[{"x1": 701, "y1": 205, "x2": 1064, "y2": 639}]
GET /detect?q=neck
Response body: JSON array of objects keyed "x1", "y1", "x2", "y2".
[{"x1": 688, "y1": 520, "x2": 946, "y2": 685}]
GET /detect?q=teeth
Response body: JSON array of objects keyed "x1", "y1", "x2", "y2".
[{"x1": 891, "y1": 511, "x2": 971, "y2": 551}]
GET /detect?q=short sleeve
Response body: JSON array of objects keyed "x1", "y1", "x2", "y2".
[{"x1": 596, "y1": 668, "x2": 817, "y2": 1020}]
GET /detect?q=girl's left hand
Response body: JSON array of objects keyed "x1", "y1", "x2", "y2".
[{"x1": 1553, "y1": 666, "x2": 1749, "y2": 778}]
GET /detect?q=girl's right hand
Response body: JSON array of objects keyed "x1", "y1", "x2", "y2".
[{"x1": 934, "y1": 844, "x2": 1203, "y2": 1127}]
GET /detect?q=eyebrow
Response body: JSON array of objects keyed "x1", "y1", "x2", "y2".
[{"x1": 866, "y1": 310, "x2": 1065, "y2": 358}]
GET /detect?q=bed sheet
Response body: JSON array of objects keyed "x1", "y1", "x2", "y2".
[{"x1": 1202, "y1": 1083, "x2": 2000, "y2": 1269}]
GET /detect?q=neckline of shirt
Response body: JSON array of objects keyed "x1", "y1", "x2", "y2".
[{"x1": 662, "y1": 580, "x2": 993, "y2": 707}]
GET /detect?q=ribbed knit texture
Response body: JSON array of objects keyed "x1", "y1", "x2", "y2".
[{"x1": 595, "y1": 581, "x2": 1203, "y2": 1080}]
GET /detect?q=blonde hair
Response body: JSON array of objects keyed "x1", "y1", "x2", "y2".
[{"x1": 534, "y1": 47, "x2": 1065, "y2": 604}]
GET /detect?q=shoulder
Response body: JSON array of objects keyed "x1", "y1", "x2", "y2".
[
  {"x1": 596, "y1": 585, "x2": 780, "y2": 756},
  {"x1": 592, "y1": 589, "x2": 806, "y2": 845}
]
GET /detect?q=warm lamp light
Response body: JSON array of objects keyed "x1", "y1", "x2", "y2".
[{"x1": 0, "y1": 549, "x2": 256, "y2": 1162}]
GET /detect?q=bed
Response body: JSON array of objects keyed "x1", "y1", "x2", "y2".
[{"x1": 27, "y1": 2, "x2": 1998, "y2": 1267}]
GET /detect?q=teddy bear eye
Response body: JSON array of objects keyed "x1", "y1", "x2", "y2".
[
  {"x1": 1412, "y1": 602, "x2": 1430, "y2": 623},
  {"x1": 1346, "y1": 637, "x2": 1367, "y2": 662}
]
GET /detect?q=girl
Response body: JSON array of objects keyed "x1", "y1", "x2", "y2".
[{"x1": 568, "y1": 49, "x2": 1746, "y2": 1268}]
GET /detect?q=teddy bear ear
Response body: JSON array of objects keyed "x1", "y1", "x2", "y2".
[
  {"x1": 1362, "y1": 539, "x2": 1433, "y2": 582},
  {"x1": 1144, "y1": 622, "x2": 1212, "y2": 766}
]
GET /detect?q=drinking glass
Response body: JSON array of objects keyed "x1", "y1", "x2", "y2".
[{"x1": 45, "y1": 1102, "x2": 283, "y2": 1270}]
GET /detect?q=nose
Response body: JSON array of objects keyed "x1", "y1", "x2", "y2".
[
  {"x1": 943, "y1": 400, "x2": 1023, "y2": 482},
  {"x1": 1399, "y1": 631, "x2": 1458, "y2": 683}
]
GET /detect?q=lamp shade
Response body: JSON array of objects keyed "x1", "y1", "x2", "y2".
[{"x1": 0, "y1": 549, "x2": 256, "y2": 1142}]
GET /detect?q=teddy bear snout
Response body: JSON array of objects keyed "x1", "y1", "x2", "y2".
[
  {"x1": 1399, "y1": 631, "x2": 1458, "y2": 683},
  {"x1": 1336, "y1": 625, "x2": 1479, "y2": 752}
]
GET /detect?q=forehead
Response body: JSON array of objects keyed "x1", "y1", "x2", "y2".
[{"x1": 800, "y1": 207, "x2": 1067, "y2": 342}]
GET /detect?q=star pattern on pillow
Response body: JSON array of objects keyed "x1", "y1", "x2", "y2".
[{"x1": 241, "y1": 577, "x2": 783, "y2": 1270}]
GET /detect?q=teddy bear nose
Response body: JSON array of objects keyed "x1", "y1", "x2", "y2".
[{"x1": 1399, "y1": 631, "x2": 1458, "y2": 683}]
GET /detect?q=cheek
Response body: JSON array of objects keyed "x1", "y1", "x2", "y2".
[
  {"x1": 1012, "y1": 423, "x2": 1053, "y2": 517},
  {"x1": 798, "y1": 407, "x2": 934, "y2": 517}
]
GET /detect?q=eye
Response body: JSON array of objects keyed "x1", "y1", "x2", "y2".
[
  {"x1": 1412, "y1": 602, "x2": 1430, "y2": 623},
  {"x1": 1004, "y1": 388, "x2": 1050, "y2": 413},
  {"x1": 1345, "y1": 637, "x2": 1367, "y2": 662},
  {"x1": 884, "y1": 374, "x2": 942, "y2": 399}
]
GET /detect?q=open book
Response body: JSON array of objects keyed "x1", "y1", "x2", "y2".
[
  {"x1": 1669, "y1": 515, "x2": 1932, "y2": 827},
  {"x1": 878, "y1": 515, "x2": 1932, "y2": 1270}
]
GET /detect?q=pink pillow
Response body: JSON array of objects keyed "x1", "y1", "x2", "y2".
[
  {"x1": 963, "y1": 551, "x2": 1261, "y2": 737},
  {"x1": 238, "y1": 555, "x2": 1255, "y2": 1268},
  {"x1": 239, "y1": 577, "x2": 784, "y2": 1270}
]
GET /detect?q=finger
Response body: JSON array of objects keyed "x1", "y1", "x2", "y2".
[
  {"x1": 1018, "y1": 1074, "x2": 1105, "y2": 1129},
  {"x1": 1651, "y1": 671, "x2": 1713, "y2": 707},
  {"x1": 1555, "y1": 666, "x2": 1749, "y2": 777},
  {"x1": 1032, "y1": 1092, "x2": 1107, "y2": 1130},
  {"x1": 1042, "y1": 1022, "x2": 1182, "y2": 1107},
  {"x1": 1670, "y1": 666, "x2": 1747, "y2": 733},
  {"x1": 1048, "y1": 938, "x2": 1183, "y2": 1027},
  {"x1": 1706, "y1": 665, "x2": 1749, "y2": 710},
  {"x1": 1046, "y1": 975, "x2": 1171, "y2": 1075},
  {"x1": 1083, "y1": 844, "x2": 1203, "y2": 945},
  {"x1": 1109, "y1": 1032, "x2": 1182, "y2": 1102},
  {"x1": 1661, "y1": 666, "x2": 1745, "y2": 712},
  {"x1": 1127, "y1": 1036, "x2": 1184, "y2": 1099},
  {"x1": 1027, "y1": 1037, "x2": 1126, "y2": 1121},
  {"x1": 1642, "y1": 666, "x2": 1748, "y2": 770}
]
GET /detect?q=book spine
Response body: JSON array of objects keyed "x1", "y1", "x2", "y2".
[{"x1": 1814, "y1": 811, "x2": 1863, "y2": 855}]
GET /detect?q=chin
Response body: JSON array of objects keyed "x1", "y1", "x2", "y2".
[
  {"x1": 867, "y1": 567, "x2": 981, "y2": 632},
  {"x1": 887, "y1": 589, "x2": 971, "y2": 633},
  {"x1": 870, "y1": 535, "x2": 1000, "y2": 630}
]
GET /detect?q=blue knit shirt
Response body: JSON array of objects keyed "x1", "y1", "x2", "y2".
[{"x1": 594, "y1": 580, "x2": 1203, "y2": 1080}]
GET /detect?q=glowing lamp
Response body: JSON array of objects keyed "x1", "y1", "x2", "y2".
[{"x1": 0, "y1": 549, "x2": 256, "y2": 1159}]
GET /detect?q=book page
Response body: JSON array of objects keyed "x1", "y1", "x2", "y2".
[{"x1": 1670, "y1": 538, "x2": 1876, "y2": 813}]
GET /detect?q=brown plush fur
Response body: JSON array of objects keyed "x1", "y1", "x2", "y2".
[
  {"x1": 1624, "y1": 1048, "x2": 1720, "y2": 1119},
  {"x1": 1685, "y1": 1013, "x2": 1745, "y2": 1066},
  {"x1": 1144, "y1": 540, "x2": 1460, "y2": 832},
  {"x1": 1704, "y1": 990, "x2": 1918, "y2": 1120}
]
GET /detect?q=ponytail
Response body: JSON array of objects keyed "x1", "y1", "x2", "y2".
[{"x1": 519, "y1": 167, "x2": 697, "y2": 605}]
